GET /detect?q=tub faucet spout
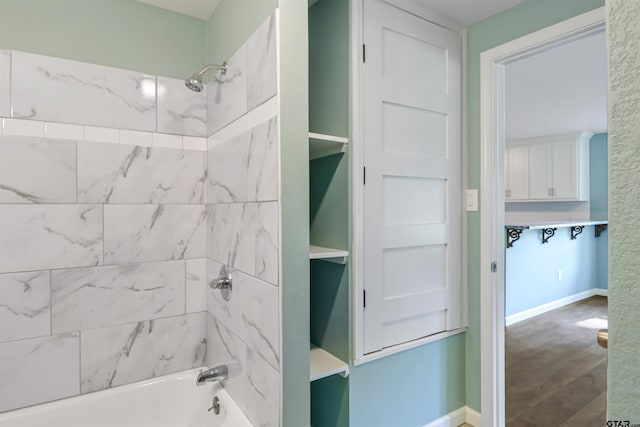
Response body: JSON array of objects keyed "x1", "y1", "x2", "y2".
[{"x1": 196, "y1": 365, "x2": 228, "y2": 386}]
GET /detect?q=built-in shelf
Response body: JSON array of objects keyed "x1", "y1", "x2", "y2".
[
  {"x1": 310, "y1": 344, "x2": 349, "y2": 381},
  {"x1": 309, "y1": 245, "x2": 349, "y2": 264},
  {"x1": 309, "y1": 132, "x2": 348, "y2": 160},
  {"x1": 505, "y1": 220, "x2": 608, "y2": 248}
]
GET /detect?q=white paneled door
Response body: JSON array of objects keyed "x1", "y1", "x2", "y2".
[{"x1": 362, "y1": 0, "x2": 463, "y2": 354}]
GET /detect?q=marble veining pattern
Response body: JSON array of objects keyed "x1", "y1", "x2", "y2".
[
  {"x1": 104, "y1": 204, "x2": 206, "y2": 264},
  {"x1": 0, "y1": 50, "x2": 10, "y2": 117},
  {"x1": 207, "y1": 130, "x2": 250, "y2": 203},
  {"x1": 11, "y1": 51, "x2": 156, "y2": 131},
  {"x1": 207, "y1": 45, "x2": 248, "y2": 134},
  {"x1": 80, "y1": 313, "x2": 206, "y2": 393},
  {"x1": 157, "y1": 77, "x2": 207, "y2": 137},
  {"x1": 77, "y1": 143, "x2": 205, "y2": 204},
  {"x1": 207, "y1": 259, "x2": 239, "y2": 333},
  {"x1": 51, "y1": 261, "x2": 185, "y2": 333},
  {"x1": 207, "y1": 203, "x2": 256, "y2": 274},
  {"x1": 186, "y1": 258, "x2": 207, "y2": 313},
  {"x1": 245, "y1": 347, "x2": 280, "y2": 427},
  {"x1": 247, "y1": 117, "x2": 278, "y2": 202},
  {"x1": 0, "y1": 205, "x2": 103, "y2": 273},
  {"x1": 206, "y1": 313, "x2": 248, "y2": 412},
  {"x1": 256, "y1": 202, "x2": 279, "y2": 286},
  {"x1": 0, "y1": 136, "x2": 76, "y2": 204},
  {"x1": 0, "y1": 271, "x2": 50, "y2": 343},
  {"x1": 246, "y1": 12, "x2": 278, "y2": 110},
  {"x1": 0, "y1": 333, "x2": 79, "y2": 412},
  {"x1": 238, "y1": 272, "x2": 280, "y2": 370}
]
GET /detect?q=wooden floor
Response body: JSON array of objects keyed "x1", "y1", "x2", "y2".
[{"x1": 505, "y1": 296, "x2": 608, "y2": 426}]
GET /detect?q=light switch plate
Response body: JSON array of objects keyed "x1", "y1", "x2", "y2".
[{"x1": 467, "y1": 189, "x2": 478, "y2": 211}]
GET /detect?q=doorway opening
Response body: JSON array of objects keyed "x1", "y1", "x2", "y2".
[{"x1": 479, "y1": 7, "x2": 606, "y2": 427}]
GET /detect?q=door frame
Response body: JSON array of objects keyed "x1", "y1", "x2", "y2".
[{"x1": 479, "y1": 7, "x2": 605, "y2": 427}]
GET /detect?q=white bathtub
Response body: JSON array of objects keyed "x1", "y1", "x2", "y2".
[{"x1": 0, "y1": 368, "x2": 253, "y2": 427}]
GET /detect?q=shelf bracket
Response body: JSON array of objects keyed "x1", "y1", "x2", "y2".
[
  {"x1": 542, "y1": 227, "x2": 557, "y2": 244},
  {"x1": 595, "y1": 224, "x2": 608, "y2": 238},
  {"x1": 506, "y1": 227, "x2": 524, "y2": 248},
  {"x1": 570, "y1": 225, "x2": 584, "y2": 240}
]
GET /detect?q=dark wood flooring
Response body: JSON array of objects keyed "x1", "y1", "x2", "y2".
[{"x1": 506, "y1": 296, "x2": 608, "y2": 427}]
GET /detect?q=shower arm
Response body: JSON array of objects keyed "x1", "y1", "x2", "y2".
[{"x1": 193, "y1": 62, "x2": 227, "y2": 78}]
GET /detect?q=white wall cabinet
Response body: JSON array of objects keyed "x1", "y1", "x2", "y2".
[
  {"x1": 507, "y1": 131, "x2": 592, "y2": 202},
  {"x1": 505, "y1": 145, "x2": 530, "y2": 200}
]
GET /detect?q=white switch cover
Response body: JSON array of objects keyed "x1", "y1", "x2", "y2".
[{"x1": 466, "y1": 189, "x2": 478, "y2": 211}]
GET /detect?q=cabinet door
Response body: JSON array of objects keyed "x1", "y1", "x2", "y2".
[
  {"x1": 529, "y1": 143, "x2": 552, "y2": 199},
  {"x1": 507, "y1": 146, "x2": 529, "y2": 200},
  {"x1": 362, "y1": 0, "x2": 462, "y2": 354},
  {"x1": 552, "y1": 140, "x2": 578, "y2": 199}
]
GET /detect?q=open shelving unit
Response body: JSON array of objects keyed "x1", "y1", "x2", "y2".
[
  {"x1": 310, "y1": 345, "x2": 349, "y2": 381},
  {"x1": 309, "y1": 132, "x2": 349, "y2": 160},
  {"x1": 309, "y1": 245, "x2": 349, "y2": 264}
]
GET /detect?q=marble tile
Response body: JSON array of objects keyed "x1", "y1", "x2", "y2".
[
  {"x1": 0, "y1": 136, "x2": 76, "y2": 203},
  {"x1": 255, "y1": 202, "x2": 279, "y2": 285},
  {"x1": 206, "y1": 313, "x2": 247, "y2": 411},
  {"x1": 104, "y1": 204, "x2": 206, "y2": 264},
  {"x1": 246, "y1": 13, "x2": 278, "y2": 110},
  {"x1": 77, "y1": 143, "x2": 205, "y2": 204},
  {"x1": 207, "y1": 45, "x2": 247, "y2": 134},
  {"x1": 157, "y1": 77, "x2": 207, "y2": 137},
  {"x1": 0, "y1": 205, "x2": 103, "y2": 273},
  {"x1": 207, "y1": 130, "x2": 250, "y2": 203},
  {"x1": 237, "y1": 272, "x2": 280, "y2": 370},
  {"x1": 247, "y1": 117, "x2": 278, "y2": 202},
  {"x1": 207, "y1": 258, "x2": 238, "y2": 333},
  {"x1": 186, "y1": 258, "x2": 207, "y2": 313},
  {"x1": 245, "y1": 348, "x2": 280, "y2": 427},
  {"x1": 207, "y1": 203, "x2": 256, "y2": 274},
  {"x1": 0, "y1": 271, "x2": 50, "y2": 343},
  {"x1": 182, "y1": 136, "x2": 207, "y2": 151},
  {"x1": 0, "y1": 333, "x2": 80, "y2": 412},
  {"x1": 0, "y1": 50, "x2": 10, "y2": 118},
  {"x1": 11, "y1": 51, "x2": 156, "y2": 131},
  {"x1": 51, "y1": 261, "x2": 185, "y2": 334},
  {"x1": 80, "y1": 313, "x2": 206, "y2": 393}
]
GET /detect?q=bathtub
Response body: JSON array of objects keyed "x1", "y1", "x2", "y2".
[{"x1": 0, "y1": 368, "x2": 253, "y2": 427}]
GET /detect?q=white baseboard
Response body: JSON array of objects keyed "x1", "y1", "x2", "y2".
[
  {"x1": 506, "y1": 288, "x2": 608, "y2": 326},
  {"x1": 423, "y1": 406, "x2": 481, "y2": 427},
  {"x1": 466, "y1": 407, "x2": 481, "y2": 426}
]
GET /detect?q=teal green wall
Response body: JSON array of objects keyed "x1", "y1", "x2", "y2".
[
  {"x1": 309, "y1": 0, "x2": 350, "y2": 425},
  {"x1": 466, "y1": 0, "x2": 605, "y2": 411},
  {"x1": 350, "y1": 334, "x2": 466, "y2": 427},
  {"x1": 205, "y1": 0, "x2": 277, "y2": 65},
  {"x1": 590, "y1": 133, "x2": 608, "y2": 289},
  {"x1": 0, "y1": 0, "x2": 205, "y2": 79}
]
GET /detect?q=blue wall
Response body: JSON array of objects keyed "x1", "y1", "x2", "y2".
[
  {"x1": 349, "y1": 334, "x2": 466, "y2": 427},
  {"x1": 590, "y1": 133, "x2": 609, "y2": 289},
  {"x1": 505, "y1": 134, "x2": 608, "y2": 316}
]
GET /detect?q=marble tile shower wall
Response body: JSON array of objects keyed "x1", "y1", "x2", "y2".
[
  {"x1": 0, "y1": 50, "x2": 210, "y2": 413},
  {"x1": 205, "y1": 12, "x2": 281, "y2": 427}
]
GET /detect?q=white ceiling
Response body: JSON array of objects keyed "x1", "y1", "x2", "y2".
[
  {"x1": 136, "y1": 0, "x2": 221, "y2": 20},
  {"x1": 415, "y1": 0, "x2": 526, "y2": 27},
  {"x1": 505, "y1": 31, "x2": 608, "y2": 140},
  {"x1": 137, "y1": 0, "x2": 525, "y2": 25}
]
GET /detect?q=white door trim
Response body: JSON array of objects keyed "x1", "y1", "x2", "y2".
[{"x1": 479, "y1": 7, "x2": 605, "y2": 427}]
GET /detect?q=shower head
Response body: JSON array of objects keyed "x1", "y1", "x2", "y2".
[{"x1": 185, "y1": 62, "x2": 227, "y2": 92}]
